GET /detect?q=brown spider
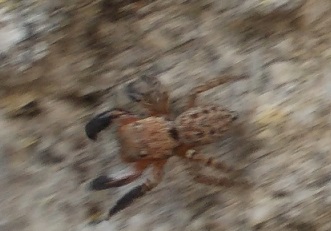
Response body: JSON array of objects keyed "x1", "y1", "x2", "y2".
[{"x1": 85, "y1": 74, "x2": 249, "y2": 220}]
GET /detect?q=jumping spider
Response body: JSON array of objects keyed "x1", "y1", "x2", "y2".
[{"x1": 85, "y1": 74, "x2": 249, "y2": 220}]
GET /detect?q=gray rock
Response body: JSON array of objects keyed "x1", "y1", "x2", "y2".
[
  {"x1": 0, "y1": 9, "x2": 25, "y2": 54},
  {"x1": 240, "y1": 0, "x2": 306, "y2": 15},
  {"x1": 248, "y1": 197, "x2": 279, "y2": 227},
  {"x1": 269, "y1": 61, "x2": 302, "y2": 87},
  {"x1": 302, "y1": 0, "x2": 330, "y2": 25}
]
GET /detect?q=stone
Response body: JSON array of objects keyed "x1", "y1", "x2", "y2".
[
  {"x1": 302, "y1": 0, "x2": 330, "y2": 26},
  {"x1": 144, "y1": 30, "x2": 174, "y2": 52},
  {"x1": 248, "y1": 0, "x2": 306, "y2": 15},
  {"x1": 212, "y1": 0, "x2": 241, "y2": 13},
  {"x1": 173, "y1": 210, "x2": 191, "y2": 229},
  {"x1": 126, "y1": 214, "x2": 151, "y2": 231},
  {"x1": 185, "y1": 218, "x2": 209, "y2": 231},
  {"x1": 323, "y1": 65, "x2": 331, "y2": 99},
  {"x1": 0, "y1": 216, "x2": 30, "y2": 231},
  {"x1": 291, "y1": 189, "x2": 317, "y2": 205},
  {"x1": 152, "y1": 223, "x2": 173, "y2": 231},
  {"x1": 1, "y1": 92, "x2": 41, "y2": 118},
  {"x1": 248, "y1": 198, "x2": 278, "y2": 228},
  {"x1": 271, "y1": 175, "x2": 298, "y2": 196},
  {"x1": 0, "y1": 8, "x2": 25, "y2": 54},
  {"x1": 273, "y1": 38, "x2": 293, "y2": 58},
  {"x1": 269, "y1": 61, "x2": 302, "y2": 87},
  {"x1": 143, "y1": 16, "x2": 198, "y2": 53},
  {"x1": 113, "y1": 82, "x2": 133, "y2": 107},
  {"x1": 255, "y1": 105, "x2": 288, "y2": 127},
  {"x1": 290, "y1": 103, "x2": 318, "y2": 126},
  {"x1": 95, "y1": 220, "x2": 117, "y2": 231}
]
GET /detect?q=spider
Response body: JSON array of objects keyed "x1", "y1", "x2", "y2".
[{"x1": 85, "y1": 73, "x2": 249, "y2": 220}]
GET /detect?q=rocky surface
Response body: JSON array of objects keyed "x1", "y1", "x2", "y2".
[{"x1": 0, "y1": 0, "x2": 331, "y2": 230}]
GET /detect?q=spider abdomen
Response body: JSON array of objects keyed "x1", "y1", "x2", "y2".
[{"x1": 175, "y1": 105, "x2": 237, "y2": 145}]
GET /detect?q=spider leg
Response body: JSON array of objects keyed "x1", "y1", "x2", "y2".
[
  {"x1": 183, "y1": 149, "x2": 235, "y2": 173},
  {"x1": 126, "y1": 75, "x2": 170, "y2": 116},
  {"x1": 85, "y1": 108, "x2": 138, "y2": 141},
  {"x1": 193, "y1": 173, "x2": 236, "y2": 187},
  {"x1": 107, "y1": 160, "x2": 166, "y2": 219},
  {"x1": 186, "y1": 74, "x2": 248, "y2": 109},
  {"x1": 192, "y1": 171, "x2": 250, "y2": 188},
  {"x1": 177, "y1": 148, "x2": 249, "y2": 187},
  {"x1": 89, "y1": 161, "x2": 150, "y2": 190}
]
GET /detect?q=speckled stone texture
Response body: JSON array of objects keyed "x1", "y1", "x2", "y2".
[{"x1": 0, "y1": 0, "x2": 331, "y2": 230}]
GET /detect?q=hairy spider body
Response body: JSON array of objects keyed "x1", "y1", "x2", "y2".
[
  {"x1": 117, "y1": 105, "x2": 237, "y2": 162},
  {"x1": 85, "y1": 74, "x2": 249, "y2": 221},
  {"x1": 175, "y1": 105, "x2": 237, "y2": 145},
  {"x1": 118, "y1": 116, "x2": 178, "y2": 161}
]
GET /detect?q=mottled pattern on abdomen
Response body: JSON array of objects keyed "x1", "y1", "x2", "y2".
[{"x1": 175, "y1": 105, "x2": 234, "y2": 145}]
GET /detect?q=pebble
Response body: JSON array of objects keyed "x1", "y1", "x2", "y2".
[
  {"x1": 95, "y1": 221, "x2": 117, "y2": 231},
  {"x1": 291, "y1": 189, "x2": 317, "y2": 205},
  {"x1": 185, "y1": 218, "x2": 208, "y2": 231},
  {"x1": 271, "y1": 175, "x2": 298, "y2": 196},
  {"x1": 1, "y1": 92, "x2": 41, "y2": 118},
  {"x1": 248, "y1": 0, "x2": 305, "y2": 15},
  {"x1": 323, "y1": 65, "x2": 331, "y2": 99},
  {"x1": 152, "y1": 223, "x2": 173, "y2": 231},
  {"x1": 302, "y1": 0, "x2": 330, "y2": 25},
  {"x1": 173, "y1": 210, "x2": 192, "y2": 229},
  {"x1": 248, "y1": 200, "x2": 278, "y2": 228},
  {"x1": 126, "y1": 214, "x2": 151, "y2": 231},
  {"x1": 269, "y1": 61, "x2": 302, "y2": 87},
  {"x1": 290, "y1": 103, "x2": 318, "y2": 126},
  {"x1": 255, "y1": 105, "x2": 288, "y2": 127},
  {"x1": 144, "y1": 30, "x2": 174, "y2": 52},
  {"x1": 0, "y1": 8, "x2": 25, "y2": 54},
  {"x1": 273, "y1": 38, "x2": 293, "y2": 57}
]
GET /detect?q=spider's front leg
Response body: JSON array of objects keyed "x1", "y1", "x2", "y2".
[
  {"x1": 85, "y1": 108, "x2": 137, "y2": 140},
  {"x1": 107, "y1": 160, "x2": 166, "y2": 219},
  {"x1": 126, "y1": 75, "x2": 170, "y2": 116}
]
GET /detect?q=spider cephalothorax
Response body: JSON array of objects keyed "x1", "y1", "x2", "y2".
[{"x1": 85, "y1": 74, "x2": 249, "y2": 221}]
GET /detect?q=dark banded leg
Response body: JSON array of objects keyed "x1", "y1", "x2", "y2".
[
  {"x1": 85, "y1": 108, "x2": 136, "y2": 140},
  {"x1": 107, "y1": 160, "x2": 166, "y2": 219},
  {"x1": 89, "y1": 161, "x2": 150, "y2": 190},
  {"x1": 90, "y1": 173, "x2": 142, "y2": 190},
  {"x1": 187, "y1": 74, "x2": 248, "y2": 109}
]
